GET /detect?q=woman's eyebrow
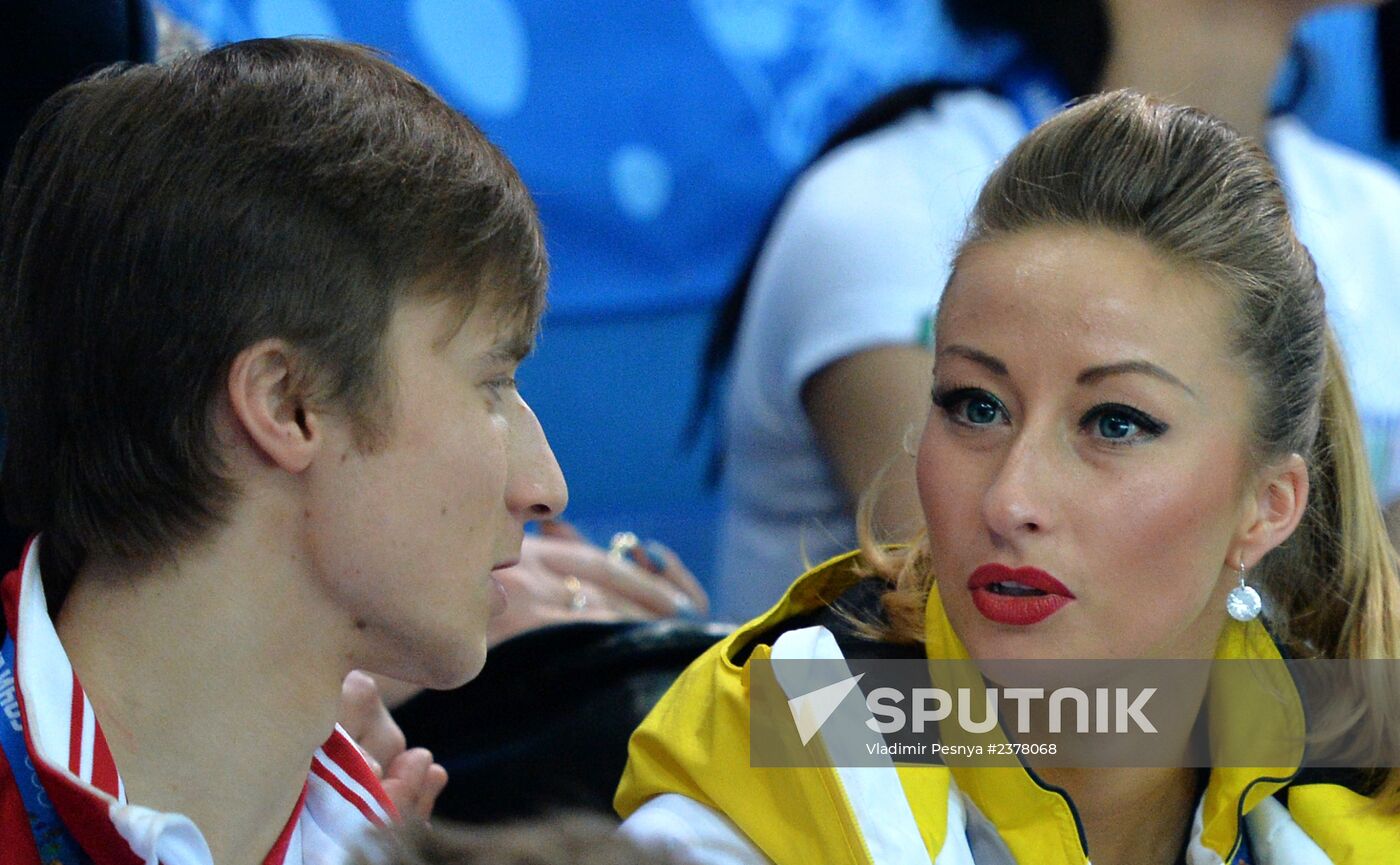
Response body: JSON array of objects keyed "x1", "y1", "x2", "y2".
[
  {"x1": 940, "y1": 346, "x2": 1198, "y2": 400},
  {"x1": 939, "y1": 344, "x2": 1008, "y2": 376},
  {"x1": 1077, "y1": 361, "x2": 1198, "y2": 399}
]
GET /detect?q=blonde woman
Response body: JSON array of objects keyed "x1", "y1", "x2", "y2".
[{"x1": 617, "y1": 92, "x2": 1400, "y2": 865}]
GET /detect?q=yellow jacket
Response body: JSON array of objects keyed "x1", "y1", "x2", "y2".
[{"x1": 616, "y1": 552, "x2": 1399, "y2": 864}]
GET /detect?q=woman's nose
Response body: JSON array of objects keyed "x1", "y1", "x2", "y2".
[{"x1": 980, "y1": 429, "x2": 1054, "y2": 540}]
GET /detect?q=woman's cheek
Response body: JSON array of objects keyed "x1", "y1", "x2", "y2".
[{"x1": 1093, "y1": 458, "x2": 1242, "y2": 609}]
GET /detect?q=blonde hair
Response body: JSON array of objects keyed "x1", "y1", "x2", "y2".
[{"x1": 858, "y1": 90, "x2": 1400, "y2": 800}]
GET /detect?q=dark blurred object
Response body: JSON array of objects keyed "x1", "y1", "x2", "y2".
[
  {"x1": 1383, "y1": 0, "x2": 1399, "y2": 142},
  {"x1": 0, "y1": 0, "x2": 156, "y2": 572},
  {"x1": 393, "y1": 619, "x2": 730, "y2": 823},
  {"x1": 355, "y1": 812, "x2": 688, "y2": 865},
  {"x1": 0, "y1": 0, "x2": 156, "y2": 171},
  {"x1": 944, "y1": 0, "x2": 1110, "y2": 99}
]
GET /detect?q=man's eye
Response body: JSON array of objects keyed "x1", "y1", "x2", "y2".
[{"x1": 485, "y1": 377, "x2": 517, "y2": 397}]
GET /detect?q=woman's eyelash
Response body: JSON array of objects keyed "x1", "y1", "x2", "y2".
[
  {"x1": 931, "y1": 385, "x2": 1168, "y2": 443},
  {"x1": 931, "y1": 386, "x2": 1007, "y2": 425},
  {"x1": 930, "y1": 384, "x2": 986, "y2": 409},
  {"x1": 1080, "y1": 403, "x2": 1168, "y2": 438}
]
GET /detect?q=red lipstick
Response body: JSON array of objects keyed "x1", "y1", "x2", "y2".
[{"x1": 966, "y1": 564, "x2": 1075, "y2": 626}]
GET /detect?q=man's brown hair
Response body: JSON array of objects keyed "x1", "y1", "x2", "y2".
[{"x1": 0, "y1": 39, "x2": 547, "y2": 590}]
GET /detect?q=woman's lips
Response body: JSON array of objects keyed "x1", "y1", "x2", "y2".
[{"x1": 966, "y1": 563, "x2": 1075, "y2": 626}]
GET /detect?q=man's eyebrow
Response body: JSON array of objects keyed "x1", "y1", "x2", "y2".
[
  {"x1": 1077, "y1": 360, "x2": 1197, "y2": 398},
  {"x1": 939, "y1": 344, "x2": 1008, "y2": 376},
  {"x1": 482, "y1": 331, "x2": 535, "y2": 363}
]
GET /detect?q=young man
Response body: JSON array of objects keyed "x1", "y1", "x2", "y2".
[{"x1": 0, "y1": 38, "x2": 567, "y2": 865}]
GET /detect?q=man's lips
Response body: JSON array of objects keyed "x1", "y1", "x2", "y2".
[
  {"x1": 966, "y1": 564, "x2": 1075, "y2": 597},
  {"x1": 491, "y1": 559, "x2": 520, "y2": 571}
]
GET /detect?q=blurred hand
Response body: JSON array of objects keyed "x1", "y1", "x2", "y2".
[
  {"x1": 339, "y1": 670, "x2": 447, "y2": 820},
  {"x1": 487, "y1": 520, "x2": 710, "y2": 646}
]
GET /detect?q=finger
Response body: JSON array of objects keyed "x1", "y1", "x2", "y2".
[
  {"x1": 557, "y1": 581, "x2": 635, "y2": 622},
  {"x1": 338, "y1": 670, "x2": 381, "y2": 742},
  {"x1": 372, "y1": 675, "x2": 426, "y2": 711},
  {"x1": 645, "y1": 542, "x2": 710, "y2": 615},
  {"x1": 593, "y1": 557, "x2": 691, "y2": 615},
  {"x1": 384, "y1": 747, "x2": 437, "y2": 821},
  {"x1": 536, "y1": 519, "x2": 584, "y2": 541},
  {"x1": 602, "y1": 595, "x2": 655, "y2": 621},
  {"x1": 360, "y1": 715, "x2": 407, "y2": 771},
  {"x1": 624, "y1": 542, "x2": 667, "y2": 575},
  {"x1": 339, "y1": 673, "x2": 407, "y2": 771},
  {"x1": 526, "y1": 608, "x2": 625, "y2": 629},
  {"x1": 490, "y1": 563, "x2": 560, "y2": 602},
  {"x1": 420, "y1": 762, "x2": 449, "y2": 817},
  {"x1": 490, "y1": 599, "x2": 623, "y2": 645},
  {"x1": 531, "y1": 538, "x2": 691, "y2": 614},
  {"x1": 487, "y1": 572, "x2": 635, "y2": 645}
]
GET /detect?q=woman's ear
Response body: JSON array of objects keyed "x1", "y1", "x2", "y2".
[
  {"x1": 226, "y1": 339, "x2": 321, "y2": 473},
  {"x1": 1235, "y1": 453, "x2": 1309, "y2": 568}
]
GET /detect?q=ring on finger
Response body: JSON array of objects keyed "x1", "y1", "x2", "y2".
[
  {"x1": 607, "y1": 531, "x2": 641, "y2": 565},
  {"x1": 563, "y1": 575, "x2": 588, "y2": 612}
]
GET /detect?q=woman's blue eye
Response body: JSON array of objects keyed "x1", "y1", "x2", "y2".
[
  {"x1": 1097, "y1": 412, "x2": 1137, "y2": 439},
  {"x1": 932, "y1": 387, "x2": 1006, "y2": 427},
  {"x1": 964, "y1": 396, "x2": 1001, "y2": 425},
  {"x1": 1083, "y1": 404, "x2": 1166, "y2": 444}
]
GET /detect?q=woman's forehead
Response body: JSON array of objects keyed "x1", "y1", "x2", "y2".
[
  {"x1": 937, "y1": 228, "x2": 1240, "y2": 390},
  {"x1": 944, "y1": 230, "x2": 1226, "y2": 332}
]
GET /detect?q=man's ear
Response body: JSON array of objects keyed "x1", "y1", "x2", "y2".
[
  {"x1": 226, "y1": 339, "x2": 320, "y2": 473},
  {"x1": 1235, "y1": 453, "x2": 1310, "y2": 569}
]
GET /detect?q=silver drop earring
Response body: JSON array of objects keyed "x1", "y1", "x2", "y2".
[{"x1": 1226, "y1": 559, "x2": 1262, "y2": 622}]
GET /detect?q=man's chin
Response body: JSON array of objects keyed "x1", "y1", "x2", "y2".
[
  {"x1": 422, "y1": 641, "x2": 489, "y2": 692},
  {"x1": 372, "y1": 636, "x2": 488, "y2": 694}
]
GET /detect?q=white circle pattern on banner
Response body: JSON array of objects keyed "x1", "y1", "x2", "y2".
[
  {"x1": 609, "y1": 145, "x2": 674, "y2": 222},
  {"x1": 408, "y1": 0, "x2": 529, "y2": 118},
  {"x1": 251, "y1": 0, "x2": 342, "y2": 37},
  {"x1": 690, "y1": 0, "x2": 796, "y2": 61}
]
